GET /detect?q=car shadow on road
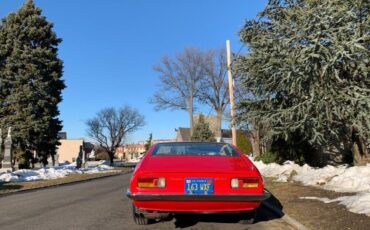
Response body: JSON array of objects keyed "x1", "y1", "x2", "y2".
[{"x1": 158, "y1": 190, "x2": 285, "y2": 228}]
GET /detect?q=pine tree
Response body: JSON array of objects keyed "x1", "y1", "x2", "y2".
[
  {"x1": 144, "y1": 133, "x2": 152, "y2": 151},
  {"x1": 191, "y1": 114, "x2": 216, "y2": 142},
  {"x1": 236, "y1": 0, "x2": 369, "y2": 164},
  {"x1": 0, "y1": 0, "x2": 65, "y2": 168}
]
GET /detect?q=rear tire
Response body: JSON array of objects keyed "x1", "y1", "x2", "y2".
[{"x1": 132, "y1": 204, "x2": 149, "y2": 225}]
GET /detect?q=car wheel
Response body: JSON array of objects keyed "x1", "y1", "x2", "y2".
[
  {"x1": 239, "y1": 209, "x2": 257, "y2": 224},
  {"x1": 132, "y1": 204, "x2": 149, "y2": 225}
]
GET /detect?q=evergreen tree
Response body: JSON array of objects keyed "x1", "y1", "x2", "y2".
[
  {"x1": 144, "y1": 133, "x2": 152, "y2": 151},
  {"x1": 191, "y1": 114, "x2": 216, "y2": 142},
  {"x1": 0, "y1": 0, "x2": 65, "y2": 168},
  {"x1": 236, "y1": 0, "x2": 369, "y2": 164}
]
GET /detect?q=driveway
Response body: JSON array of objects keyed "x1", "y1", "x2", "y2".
[{"x1": 0, "y1": 173, "x2": 293, "y2": 230}]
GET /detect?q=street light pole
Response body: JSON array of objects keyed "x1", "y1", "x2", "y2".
[{"x1": 226, "y1": 40, "x2": 237, "y2": 146}]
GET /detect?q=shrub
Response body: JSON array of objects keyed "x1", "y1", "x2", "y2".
[
  {"x1": 254, "y1": 151, "x2": 279, "y2": 164},
  {"x1": 236, "y1": 130, "x2": 253, "y2": 154}
]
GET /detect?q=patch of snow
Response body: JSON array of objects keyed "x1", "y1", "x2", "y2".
[
  {"x1": 300, "y1": 193, "x2": 370, "y2": 216},
  {"x1": 127, "y1": 158, "x2": 140, "y2": 163},
  {"x1": 300, "y1": 196, "x2": 338, "y2": 204},
  {"x1": 0, "y1": 161, "x2": 118, "y2": 183},
  {"x1": 0, "y1": 173, "x2": 19, "y2": 182},
  {"x1": 97, "y1": 164, "x2": 114, "y2": 170},
  {"x1": 337, "y1": 193, "x2": 370, "y2": 216},
  {"x1": 251, "y1": 157, "x2": 370, "y2": 216}
]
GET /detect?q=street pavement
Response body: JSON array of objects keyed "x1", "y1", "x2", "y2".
[{"x1": 0, "y1": 173, "x2": 294, "y2": 230}]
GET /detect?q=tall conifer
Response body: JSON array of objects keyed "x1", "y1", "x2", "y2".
[
  {"x1": 0, "y1": 0, "x2": 65, "y2": 168},
  {"x1": 236, "y1": 0, "x2": 369, "y2": 164}
]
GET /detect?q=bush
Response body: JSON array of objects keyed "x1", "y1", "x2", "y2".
[
  {"x1": 254, "y1": 151, "x2": 279, "y2": 164},
  {"x1": 254, "y1": 134, "x2": 330, "y2": 167},
  {"x1": 236, "y1": 130, "x2": 253, "y2": 154}
]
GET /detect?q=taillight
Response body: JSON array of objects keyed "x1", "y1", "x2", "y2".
[
  {"x1": 231, "y1": 178, "x2": 259, "y2": 188},
  {"x1": 137, "y1": 177, "x2": 166, "y2": 188}
]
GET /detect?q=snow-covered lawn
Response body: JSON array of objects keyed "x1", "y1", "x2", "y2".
[
  {"x1": 252, "y1": 158, "x2": 370, "y2": 217},
  {"x1": 0, "y1": 161, "x2": 117, "y2": 183}
]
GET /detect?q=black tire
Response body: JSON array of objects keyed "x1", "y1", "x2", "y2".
[
  {"x1": 132, "y1": 204, "x2": 149, "y2": 225},
  {"x1": 239, "y1": 209, "x2": 257, "y2": 224}
]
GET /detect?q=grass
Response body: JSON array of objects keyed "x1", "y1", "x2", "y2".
[
  {"x1": 265, "y1": 177, "x2": 370, "y2": 230},
  {"x1": 0, "y1": 167, "x2": 133, "y2": 195}
]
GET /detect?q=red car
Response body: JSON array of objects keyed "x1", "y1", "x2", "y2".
[{"x1": 126, "y1": 142, "x2": 270, "y2": 225}]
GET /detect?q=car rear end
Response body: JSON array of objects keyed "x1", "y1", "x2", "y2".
[{"x1": 127, "y1": 142, "x2": 269, "y2": 214}]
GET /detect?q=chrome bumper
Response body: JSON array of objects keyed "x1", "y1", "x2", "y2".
[{"x1": 126, "y1": 189, "x2": 271, "y2": 201}]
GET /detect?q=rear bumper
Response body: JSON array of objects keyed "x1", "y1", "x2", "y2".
[
  {"x1": 126, "y1": 189, "x2": 270, "y2": 212},
  {"x1": 126, "y1": 189, "x2": 270, "y2": 201}
]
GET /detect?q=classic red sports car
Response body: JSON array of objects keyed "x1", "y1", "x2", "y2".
[{"x1": 126, "y1": 142, "x2": 270, "y2": 225}]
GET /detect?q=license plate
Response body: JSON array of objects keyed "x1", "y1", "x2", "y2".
[{"x1": 185, "y1": 178, "x2": 214, "y2": 195}]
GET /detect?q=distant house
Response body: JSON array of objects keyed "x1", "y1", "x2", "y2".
[
  {"x1": 176, "y1": 114, "x2": 228, "y2": 142},
  {"x1": 114, "y1": 139, "x2": 175, "y2": 160},
  {"x1": 57, "y1": 139, "x2": 83, "y2": 163},
  {"x1": 115, "y1": 143, "x2": 146, "y2": 161},
  {"x1": 115, "y1": 146, "x2": 125, "y2": 160},
  {"x1": 175, "y1": 128, "x2": 191, "y2": 142},
  {"x1": 57, "y1": 139, "x2": 94, "y2": 163}
]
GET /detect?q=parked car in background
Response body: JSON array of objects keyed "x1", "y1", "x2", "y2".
[{"x1": 126, "y1": 142, "x2": 270, "y2": 225}]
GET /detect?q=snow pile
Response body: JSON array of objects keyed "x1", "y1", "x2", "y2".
[
  {"x1": 254, "y1": 160, "x2": 370, "y2": 193},
  {"x1": 252, "y1": 158, "x2": 370, "y2": 216},
  {"x1": 127, "y1": 154, "x2": 144, "y2": 163},
  {"x1": 300, "y1": 193, "x2": 370, "y2": 216},
  {"x1": 0, "y1": 162, "x2": 117, "y2": 183},
  {"x1": 127, "y1": 158, "x2": 140, "y2": 163}
]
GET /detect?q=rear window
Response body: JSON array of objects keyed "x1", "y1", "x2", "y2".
[{"x1": 151, "y1": 143, "x2": 240, "y2": 157}]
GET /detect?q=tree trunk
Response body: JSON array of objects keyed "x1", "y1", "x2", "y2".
[
  {"x1": 250, "y1": 125, "x2": 261, "y2": 157},
  {"x1": 188, "y1": 96, "x2": 194, "y2": 136},
  {"x1": 353, "y1": 142, "x2": 365, "y2": 166},
  {"x1": 352, "y1": 127, "x2": 369, "y2": 166},
  {"x1": 215, "y1": 109, "x2": 222, "y2": 139},
  {"x1": 108, "y1": 152, "x2": 114, "y2": 166},
  {"x1": 352, "y1": 139, "x2": 369, "y2": 166}
]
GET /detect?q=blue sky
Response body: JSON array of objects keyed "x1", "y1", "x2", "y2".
[{"x1": 0, "y1": 0, "x2": 267, "y2": 143}]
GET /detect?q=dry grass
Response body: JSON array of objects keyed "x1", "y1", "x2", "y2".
[
  {"x1": 0, "y1": 167, "x2": 132, "y2": 195},
  {"x1": 265, "y1": 177, "x2": 370, "y2": 230}
]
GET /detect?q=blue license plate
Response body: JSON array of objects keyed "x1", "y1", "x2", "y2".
[{"x1": 185, "y1": 178, "x2": 214, "y2": 195}]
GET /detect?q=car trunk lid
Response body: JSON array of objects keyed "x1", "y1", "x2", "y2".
[{"x1": 140, "y1": 155, "x2": 253, "y2": 173}]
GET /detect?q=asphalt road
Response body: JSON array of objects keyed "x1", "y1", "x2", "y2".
[{"x1": 0, "y1": 173, "x2": 293, "y2": 230}]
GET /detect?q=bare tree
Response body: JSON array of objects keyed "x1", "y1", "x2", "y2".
[
  {"x1": 86, "y1": 106, "x2": 145, "y2": 165},
  {"x1": 199, "y1": 49, "x2": 229, "y2": 138},
  {"x1": 151, "y1": 48, "x2": 207, "y2": 135}
]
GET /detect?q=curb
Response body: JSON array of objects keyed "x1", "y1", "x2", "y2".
[
  {"x1": 0, "y1": 169, "x2": 133, "y2": 198},
  {"x1": 282, "y1": 214, "x2": 309, "y2": 230},
  {"x1": 262, "y1": 201, "x2": 309, "y2": 230}
]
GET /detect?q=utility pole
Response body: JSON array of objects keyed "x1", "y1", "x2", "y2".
[{"x1": 226, "y1": 40, "x2": 237, "y2": 146}]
